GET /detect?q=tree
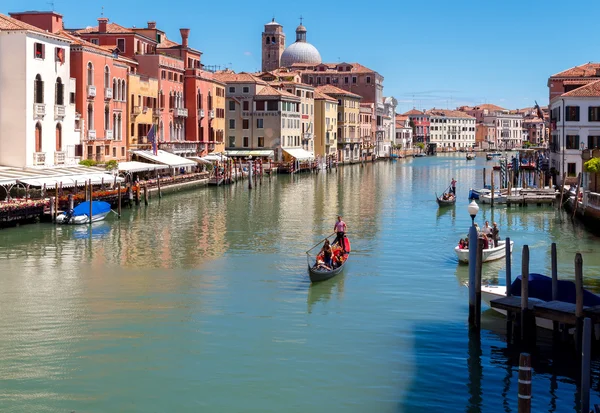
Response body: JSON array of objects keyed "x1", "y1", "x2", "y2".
[
  {"x1": 584, "y1": 157, "x2": 600, "y2": 192},
  {"x1": 415, "y1": 142, "x2": 425, "y2": 153}
]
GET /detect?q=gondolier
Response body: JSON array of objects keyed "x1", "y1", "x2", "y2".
[
  {"x1": 451, "y1": 178, "x2": 457, "y2": 195},
  {"x1": 333, "y1": 216, "x2": 347, "y2": 252}
]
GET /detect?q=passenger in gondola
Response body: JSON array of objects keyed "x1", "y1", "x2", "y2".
[{"x1": 318, "y1": 239, "x2": 333, "y2": 269}]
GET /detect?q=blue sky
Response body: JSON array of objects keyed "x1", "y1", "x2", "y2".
[{"x1": 4, "y1": 0, "x2": 599, "y2": 112}]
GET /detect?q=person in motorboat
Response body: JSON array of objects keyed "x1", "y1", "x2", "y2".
[
  {"x1": 482, "y1": 221, "x2": 492, "y2": 236},
  {"x1": 486, "y1": 233, "x2": 495, "y2": 249},
  {"x1": 333, "y1": 216, "x2": 347, "y2": 252},
  {"x1": 491, "y1": 222, "x2": 499, "y2": 246},
  {"x1": 458, "y1": 239, "x2": 466, "y2": 249},
  {"x1": 479, "y1": 233, "x2": 489, "y2": 249}
]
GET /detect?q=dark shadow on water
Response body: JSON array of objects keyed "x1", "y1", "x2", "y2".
[{"x1": 307, "y1": 274, "x2": 345, "y2": 314}]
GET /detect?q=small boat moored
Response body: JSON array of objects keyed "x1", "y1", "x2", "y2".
[
  {"x1": 56, "y1": 201, "x2": 112, "y2": 225},
  {"x1": 307, "y1": 236, "x2": 351, "y2": 282},
  {"x1": 455, "y1": 239, "x2": 513, "y2": 264}
]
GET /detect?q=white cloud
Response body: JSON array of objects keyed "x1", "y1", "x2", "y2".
[{"x1": 243, "y1": 51, "x2": 252, "y2": 56}]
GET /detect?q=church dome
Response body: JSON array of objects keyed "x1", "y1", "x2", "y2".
[{"x1": 280, "y1": 22, "x2": 321, "y2": 67}]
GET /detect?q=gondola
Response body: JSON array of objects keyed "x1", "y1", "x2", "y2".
[
  {"x1": 466, "y1": 153, "x2": 476, "y2": 160},
  {"x1": 307, "y1": 235, "x2": 351, "y2": 283},
  {"x1": 436, "y1": 192, "x2": 456, "y2": 206}
]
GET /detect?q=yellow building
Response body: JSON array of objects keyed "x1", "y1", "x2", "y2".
[
  {"x1": 211, "y1": 80, "x2": 226, "y2": 153},
  {"x1": 127, "y1": 73, "x2": 159, "y2": 150},
  {"x1": 316, "y1": 85, "x2": 361, "y2": 162},
  {"x1": 313, "y1": 89, "x2": 338, "y2": 159}
]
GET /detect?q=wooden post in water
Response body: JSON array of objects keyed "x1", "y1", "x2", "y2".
[
  {"x1": 506, "y1": 237, "x2": 513, "y2": 343},
  {"x1": 135, "y1": 185, "x2": 140, "y2": 206},
  {"x1": 491, "y1": 170, "x2": 495, "y2": 207},
  {"x1": 483, "y1": 168, "x2": 486, "y2": 188},
  {"x1": 581, "y1": 317, "x2": 592, "y2": 413},
  {"x1": 157, "y1": 174, "x2": 162, "y2": 198},
  {"x1": 518, "y1": 353, "x2": 532, "y2": 413},
  {"x1": 468, "y1": 225, "x2": 478, "y2": 328},
  {"x1": 572, "y1": 172, "x2": 582, "y2": 218},
  {"x1": 117, "y1": 182, "x2": 122, "y2": 218},
  {"x1": 84, "y1": 180, "x2": 89, "y2": 201},
  {"x1": 558, "y1": 172, "x2": 567, "y2": 209},
  {"x1": 521, "y1": 245, "x2": 531, "y2": 344},
  {"x1": 474, "y1": 238, "x2": 484, "y2": 331},
  {"x1": 143, "y1": 185, "x2": 148, "y2": 206},
  {"x1": 54, "y1": 184, "x2": 59, "y2": 220},
  {"x1": 68, "y1": 194, "x2": 74, "y2": 211},
  {"x1": 88, "y1": 180, "x2": 93, "y2": 224},
  {"x1": 575, "y1": 253, "x2": 584, "y2": 354},
  {"x1": 551, "y1": 243, "x2": 559, "y2": 339},
  {"x1": 50, "y1": 196, "x2": 55, "y2": 222}
]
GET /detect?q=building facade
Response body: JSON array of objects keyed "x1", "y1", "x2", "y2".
[
  {"x1": 360, "y1": 103, "x2": 374, "y2": 157},
  {"x1": 0, "y1": 12, "x2": 80, "y2": 168},
  {"x1": 547, "y1": 63, "x2": 600, "y2": 103},
  {"x1": 475, "y1": 122, "x2": 496, "y2": 150},
  {"x1": 395, "y1": 115, "x2": 412, "y2": 149},
  {"x1": 380, "y1": 97, "x2": 397, "y2": 157},
  {"x1": 403, "y1": 109, "x2": 430, "y2": 143},
  {"x1": 313, "y1": 89, "x2": 338, "y2": 158},
  {"x1": 427, "y1": 109, "x2": 476, "y2": 149},
  {"x1": 127, "y1": 73, "x2": 159, "y2": 149},
  {"x1": 261, "y1": 19, "x2": 285, "y2": 72},
  {"x1": 482, "y1": 111, "x2": 524, "y2": 149}
]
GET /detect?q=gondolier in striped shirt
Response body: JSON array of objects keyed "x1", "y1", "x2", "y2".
[{"x1": 333, "y1": 216, "x2": 347, "y2": 252}]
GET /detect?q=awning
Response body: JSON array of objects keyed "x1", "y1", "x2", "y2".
[
  {"x1": 0, "y1": 165, "x2": 108, "y2": 186},
  {"x1": 18, "y1": 173, "x2": 123, "y2": 188},
  {"x1": 283, "y1": 148, "x2": 315, "y2": 161},
  {"x1": 132, "y1": 150, "x2": 196, "y2": 168},
  {"x1": 202, "y1": 153, "x2": 229, "y2": 162},
  {"x1": 118, "y1": 161, "x2": 168, "y2": 173},
  {"x1": 224, "y1": 150, "x2": 274, "y2": 158},
  {"x1": 188, "y1": 156, "x2": 212, "y2": 165}
]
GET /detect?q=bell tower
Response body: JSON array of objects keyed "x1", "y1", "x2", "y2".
[{"x1": 261, "y1": 18, "x2": 285, "y2": 72}]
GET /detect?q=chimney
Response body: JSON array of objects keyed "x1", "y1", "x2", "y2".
[
  {"x1": 147, "y1": 21, "x2": 156, "y2": 29},
  {"x1": 180, "y1": 28, "x2": 190, "y2": 48},
  {"x1": 98, "y1": 17, "x2": 108, "y2": 33}
]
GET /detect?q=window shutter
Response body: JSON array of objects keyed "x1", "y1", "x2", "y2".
[
  {"x1": 41, "y1": 81, "x2": 44, "y2": 103},
  {"x1": 576, "y1": 106, "x2": 580, "y2": 120},
  {"x1": 42, "y1": 44, "x2": 45, "y2": 59},
  {"x1": 589, "y1": 107, "x2": 593, "y2": 122},
  {"x1": 576, "y1": 135, "x2": 580, "y2": 148}
]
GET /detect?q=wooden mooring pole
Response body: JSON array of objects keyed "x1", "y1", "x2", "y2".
[
  {"x1": 558, "y1": 172, "x2": 567, "y2": 209},
  {"x1": 505, "y1": 237, "x2": 513, "y2": 343},
  {"x1": 157, "y1": 175, "x2": 162, "y2": 198},
  {"x1": 50, "y1": 196, "x2": 55, "y2": 223},
  {"x1": 572, "y1": 172, "x2": 582, "y2": 218},
  {"x1": 143, "y1": 185, "x2": 149, "y2": 206},
  {"x1": 474, "y1": 238, "x2": 484, "y2": 331},
  {"x1": 581, "y1": 317, "x2": 592, "y2": 413},
  {"x1": 575, "y1": 253, "x2": 584, "y2": 354},
  {"x1": 521, "y1": 245, "x2": 531, "y2": 344},
  {"x1": 88, "y1": 180, "x2": 93, "y2": 224},
  {"x1": 551, "y1": 243, "x2": 559, "y2": 339},
  {"x1": 491, "y1": 170, "x2": 495, "y2": 207},
  {"x1": 483, "y1": 167, "x2": 486, "y2": 188},
  {"x1": 68, "y1": 194, "x2": 74, "y2": 211},
  {"x1": 518, "y1": 353, "x2": 532, "y2": 413},
  {"x1": 117, "y1": 182, "x2": 122, "y2": 218}
]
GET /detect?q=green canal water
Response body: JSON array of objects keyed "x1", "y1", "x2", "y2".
[{"x1": 1, "y1": 154, "x2": 600, "y2": 412}]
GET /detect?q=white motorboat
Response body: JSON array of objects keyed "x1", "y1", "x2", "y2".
[
  {"x1": 455, "y1": 240, "x2": 513, "y2": 264},
  {"x1": 55, "y1": 201, "x2": 112, "y2": 225},
  {"x1": 479, "y1": 192, "x2": 507, "y2": 204}
]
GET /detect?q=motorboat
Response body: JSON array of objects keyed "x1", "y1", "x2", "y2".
[
  {"x1": 55, "y1": 201, "x2": 112, "y2": 225},
  {"x1": 469, "y1": 187, "x2": 491, "y2": 200},
  {"x1": 455, "y1": 239, "x2": 513, "y2": 264}
]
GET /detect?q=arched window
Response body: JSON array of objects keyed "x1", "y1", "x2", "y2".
[
  {"x1": 265, "y1": 37, "x2": 270, "y2": 45},
  {"x1": 35, "y1": 122, "x2": 42, "y2": 152},
  {"x1": 104, "y1": 66, "x2": 110, "y2": 89},
  {"x1": 208, "y1": 91, "x2": 212, "y2": 110},
  {"x1": 271, "y1": 36, "x2": 275, "y2": 43},
  {"x1": 159, "y1": 120, "x2": 164, "y2": 141},
  {"x1": 104, "y1": 105, "x2": 110, "y2": 130},
  {"x1": 117, "y1": 114, "x2": 122, "y2": 140},
  {"x1": 113, "y1": 113, "x2": 117, "y2": 137},
  {"x1": 113, "y1": 78, "x2": 117, "y2": 100},
  {"x1": 130, "y1": 123, "x2": 135, "y2": 137},
  {"x1": 87, "y1": 62, "x2": 94, "y2": 86},
  {"x1": 34, "y1": 74, "x2": 44, "y2": 104},
  {"x1": 87, "y1": 103, "x2": 94, "y2": 130},
  {"x1": 169, "y1": 121, "x2": 173, "y2": 140},
  {"x1": 55, "y1": 77, "x2": 64, "y2": 105},
  {"x1": 55, "y1": 123, "x2": 62, "y2": 151},
  {"x1": 121, "y1": 80, "x2": 126, "y2": 101}
]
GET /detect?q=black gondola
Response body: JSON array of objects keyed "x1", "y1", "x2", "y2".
[
  {"x1": 436, "y1": 193, "x2": 456, "y2": 206},
  {"x1": 307, "y1": 236, "x2": 351, "y2": 283}
]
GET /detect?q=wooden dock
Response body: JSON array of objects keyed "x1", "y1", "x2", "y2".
[{"x1": 506, "y1": 189, "x2": 558, "y2": 206}]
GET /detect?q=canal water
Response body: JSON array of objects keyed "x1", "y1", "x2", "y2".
[{"x1": 1, "y1": 154, "x2": 600, "y2": 412}]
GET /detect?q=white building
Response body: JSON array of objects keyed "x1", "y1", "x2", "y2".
[
  {"x1": 395, "y1": 115, "x2": 413, "y2": 149},
  {"x1": 427, "y1": 109, "x2": 476, "y2": 149},
  {"x1": 380, "y1": 96, "x2": 397, "y2": 157},
  {"x1": 0, "y1": 13, "x2": 79, "y2": 168},
  {"x1": 549, "y1": 80, "x2": 600, "y2": 185},
  {"x1": 482, "y1": 110, "x2": 524, "y2": 150}
]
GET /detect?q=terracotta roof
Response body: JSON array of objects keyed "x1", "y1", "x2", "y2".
[
  {"x1": 550, "y1": 63, "x2": 600, "y2": 78},
  {"x1": 74, "y1": 22, "x2": 133, "y2": 34},
  {"x1": 256, "y1": 85, "x2": 298, "y2": 98},
  {"x1": 560, "y1": 79, "x2": 600, "y2": 98},
  {"x1": 291, "y1": 62, "x2": 378, "y2": 75},
  {"x1": 563, "y1": 79, "x2": 597, "y2": 85},
  {"x1": 395, "y1": 114, "x2": 409, "y2": 122},
  {"x1": 157, "y1": 38, "x2": 179, "y2": 48},
  {"x1": 314, "y1": 89, "x2": 336, "y2": 102},
  {"x1": 0, "y1": 13, "x2": 69, "y2": 41},
  {"x1": 212, "y1": 72, "x2": 266, "y2": 84},
  {"x1": 402, "y1": 109, "x2": 425, "y2": 116},
  {"x1": 315, "y1": 84, "x2": 362, "y2": 99},
  {"x1": 472, "y1": 103, "x2": 505, "y2": 111},
  {"x1": 426, "y1": 108, "x2": 476, "y2": 119},
  {"x1": 59, "y1": 30, "x2": 110, "y2": 54}
]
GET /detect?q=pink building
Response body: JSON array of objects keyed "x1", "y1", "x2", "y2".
[
  {"x1": 402, "y1": 109, "x2": 429, "y2": 143},
  {"x1": 360, "y1": 103, "x2": 373, "y2": 156}
]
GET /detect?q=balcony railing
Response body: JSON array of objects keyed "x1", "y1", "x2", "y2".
[
  {"x1": 87, "y1": 85, "x2": 96, "y2": 97},
  {"x1": 54, "y1": 151, "x2": 66, "y2": 165},
  {"x1": 33, "y1": 103, "x2": 46, "y2": 119},
  {"x1": 132, "y1": 106, "x2": 142, "y2": 116},
  {"x1": 173, "y1": 107, "x2": 188, "y2": 117},
  {"x1": 54, "y1": 104, "x2": 65, "y2": 120},
  {"x1": 104, "y1": 87, "x2": 113, "y2": 100},
  {"x1": 33, "y1": 152, "x2": 46, "y2": 166},
  {"x1": 87, "y1": 129, "x2": 96, "y2": 140},
  {"x1": 106, "y1": 130, "x2": 113, "y2": 140},
  {"x1": 198, "y1": 109, "x2": 205, "y2": 118}
]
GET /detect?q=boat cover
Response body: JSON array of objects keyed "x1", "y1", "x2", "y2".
[
  {"x1": 510, "y1": 273, "x2": 600, "y2": 307},
  {"x1": 72, "y1": 201, "x2": 111, "y2": 216}
]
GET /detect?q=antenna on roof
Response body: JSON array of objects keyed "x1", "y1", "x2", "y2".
[
  {"x1": 101, "y1": 6, "x2": 104, "y2": 16},
  {"x1": 47, "y1": 0, "x2": 55, "y2": 11}
]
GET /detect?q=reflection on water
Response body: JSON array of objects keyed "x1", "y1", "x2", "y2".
[{"x1": 0, "y1": 155, "x2": 599, "y2": 412}]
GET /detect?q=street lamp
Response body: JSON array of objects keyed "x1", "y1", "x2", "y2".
[{"x1": 468, "y1": 200, "x2": 479, "y2": 226}]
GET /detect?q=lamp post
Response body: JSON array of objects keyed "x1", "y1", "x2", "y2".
[
  {"x1": 467, "y1": 199, "x2": 479, "y2": 327},
  {"x1": 468, "y1": 200, "x2": 479, "y2": 227}
]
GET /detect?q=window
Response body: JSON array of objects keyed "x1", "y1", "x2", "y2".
[
  {"x1": 87, "y1": 62, "x2": 93, "y2": 86},
  {"x1": 352, "y1": 76, "x2": 357, "y2": 84},
  {"x1": 243, "y1": 119, "x2": 249, "y2": 129},
  {"x1": 87, "y1": 103, "x2": 94, "y2": 130},
  {"x1": 229, "y1": 86, "x2": 235, "y2": 93},
  {"x1": 34, "y1": 43, "x2": 45, "y2": 59},
  {"x1": 567, "y1": 163, "x2": 577, "y2": 177},
  {"x1": 113, "y1": 147, "x2": 117, "y2": 157},
  {"x1": 229, "y1": 119, "x2": 235, "y2": 129},
  {"x1": 243, "y1": 87, "x2": 249, "y2": 93},
  {"x1": 55, "y1": 124, "x2": 62, "y2": 151},
  {"x1": 589, "y1": 107, "x2": 600, "y2": 122},
  {"x1": 34, "y1": 74, "x2": 44, "y2": 104},
  {"x1": 257, "y1": 119, "x2": 263, "y2": 128},
  {"x1": 70, "y1": 92, "x2": 75, "y2": 104},
  {"x1": 366, "y1": 76, "x2": 371, "y2": 84},
  {"x1": 566, "y1": 135, "x2": 579, "y2": 149},
  {"x1": 228, "y1": 136, "x2": 235, "y2": 147},
  {"x1": 104, "y1": 66, "x2": 110, "y2": 89},
  {"x1": 229, "y1": 100, "x2": 235, "y2": 111},
  {"x1": 344, "y1": 77, "x2": 349, "y2": 84},
  {"x1": 117, "y1": 38, "x2": 125, "y2": 53},
  {"x1": 589, "y1": 136, "x2": 600, "y2": 149},
  {"x1": 565, "y1": 106, "x2": 580, "y2": 121},
  {"x1": 267, "y1": 101, "x2": 278, "y2": 111},
  {"x1": 161, "y1": 70, "x2": 166, "y2": 79},
  {"x1": 55, "y1": 77, "x2": 64, "y2": 105},
  {"x1": 256, "y1": 101, "x2": 265, "y2": 111},
  {"x1": 35, "y1": 123, "x2": 42, "y2": 152},
  {"x1": 258, "y1": 137, "x2": 264, "y2": 147},
  {"x1": 91, "y1": 38, "x2": 99, "y2": 45},
  {"x1": 243, "y1": 137, "x2": 249, "y2": 147},
  {"x1": 104, "y1": 105, "x2": 110, "y2": 130},
  {"x1": 243, "y1": 101, "x2": 249, "y2": 111}
]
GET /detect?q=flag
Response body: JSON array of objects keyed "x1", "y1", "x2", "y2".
[
  {"x1": 56, "y1": 48, "x2": 65, "y2": 65},
  {"x1": 147, "y1": 124, "x2": 157, "y2": 155},
  {"x1": 534, "y1": 100, "x2": 544, "y2": 120}
]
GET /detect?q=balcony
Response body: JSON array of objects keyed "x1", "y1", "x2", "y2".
[
  {"x1": 33, "y1": 103, "x2": 46, "y2": 119},
  {"x1": 54, "y1": 151, "x2": 66, "y2": 165},
  {"x1": 87, "y1": 85, "x2": 96, "y2": 97},
  {"x1": 198, "y1": 109, "x2": 205, "y2": 118},
  {"x1": 302, "y1": 132, "x2": 313, "y2": 140},
  {"x1": 106, "y1": 130, "x2": 113, "y2": 140},
  {"x1": 173, "y1": 107, "x2": 188, "y2": 118},
  {"x1": 209, "y1": 110, "x2": 215, "y2": 119},
  {"x1": 104, "y1": 87, "x2": 113, "y2": 100},
  {"x1": 54, "y1": 104, "x2": 65, "y2": 120},
  {"x1": 87, "y1": 129, "x2": 96, "y2": 140},
  {"x1": 33, "y1": 152, "x2": 46, "y2": 166},
  {"x1": 132, "y1": 106, "x2": 142, "y2": 116}
]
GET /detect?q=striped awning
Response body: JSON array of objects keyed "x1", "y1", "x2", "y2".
[{"x1": 0, "y1": 165, "x2": 111, "y2": 187}]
